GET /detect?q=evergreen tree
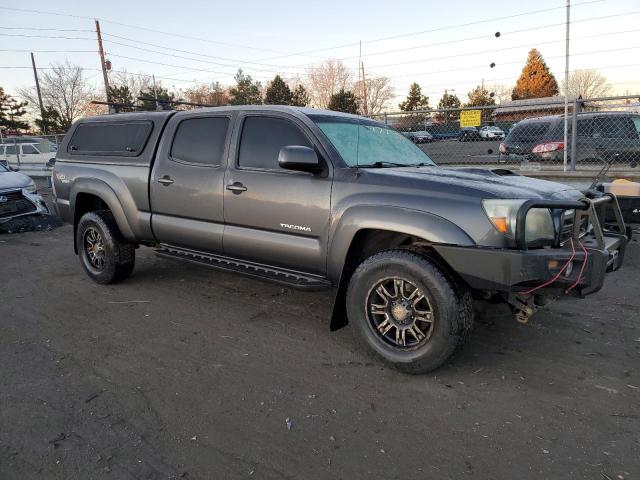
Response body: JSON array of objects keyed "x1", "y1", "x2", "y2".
[
  {"x1": 0, "y1": 88, "x2": 29, "y2": 131},
  {"x1": 229, "y1": 69, "x2": 262, "y2": 105},
  {"x1": 465, "y1": 84, "x2": 496, "y2": 107},
  {"x1": 108, "y1": 85, "x2": 135, "y2": 112},
  {"x1": 34, "y1": 106, "x2": 66, "y2": 134},
  {"x1": 512, "y1": 49, "x2": 559, "y2": 100},
  {"x1": 138, "y1": 85, "x2": 175, "y2": 111},
  {"x1": 291, "y1": 84, "x2": 310, "y2": 107},
  {"x1": 436, "y1": 91, "x2": 461, "y2": 122},
  {"x1": 264, "y1": 75, "x2": 293, "y2": 105},
  {"x1": 327, "y1": 88, "x2": 358, "y2": 114},
  {"x1": 399, "y1": 83, "x2": 430, "y2": 111}
]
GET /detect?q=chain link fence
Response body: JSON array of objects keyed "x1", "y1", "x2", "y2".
[
  {"x1": 0, "y1": 133, "x2": 63, "y2": 176},
  {"x1": 371, "y1": 94, "x2": 640, "y2": 173}
]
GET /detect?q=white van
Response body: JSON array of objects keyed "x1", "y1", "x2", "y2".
[{"x1": 0, "y1": 142, "x2": 56, "y2": 167}]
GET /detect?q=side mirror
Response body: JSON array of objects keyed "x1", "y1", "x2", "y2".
[{"x1": 278, "y1": 145, "x2": 321, "y2": 174}]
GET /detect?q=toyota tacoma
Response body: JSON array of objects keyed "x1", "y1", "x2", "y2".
[{"x1": 52, "y1": 106, "x2": 628, "y2": 373}]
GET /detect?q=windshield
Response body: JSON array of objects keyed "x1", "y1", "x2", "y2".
[
  {"x1": 0, "y1": 163, "x2": 8, "y2": 172},
  {"x1": 311, "y1": 116, "x2": 436, "y2": 167}
]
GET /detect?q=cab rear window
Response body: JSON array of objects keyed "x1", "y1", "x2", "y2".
[{"x1": 68, "y1": 121, "x2": 152, "y2": 156}]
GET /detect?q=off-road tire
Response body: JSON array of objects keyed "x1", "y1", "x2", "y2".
[
  {"x1": 346, "y1": 249, "x2": 474, "y2": 374},
  {"x1": 76, "y1": 210, "x2": 135, "y2": 284}
]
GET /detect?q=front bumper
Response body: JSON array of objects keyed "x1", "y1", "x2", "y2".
[
  {"x1": 434, "y1": 194, "x2": 628, "y2": 297},
  {"x1": 0, "y1": 188, "x2": 50, "y2": 224}
]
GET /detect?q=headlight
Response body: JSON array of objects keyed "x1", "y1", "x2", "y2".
[
  {"x1": 23, "y1": 181, "x2": 37, "y2": 195},
  {"x1": 482, "y1": 199, "x2": 555, "y2": 244}
]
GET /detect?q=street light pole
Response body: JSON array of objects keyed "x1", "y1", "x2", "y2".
[{"x1": 563, "y1": 0, "x2": 571, "y2": 172}]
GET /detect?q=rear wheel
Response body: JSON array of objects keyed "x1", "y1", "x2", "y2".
[
  {"x1": 76, "y1": 210, "x2": 135, "y2": 284},
  {"x1": 346, "y1": 249, "x2": 473, "y2": 374}
]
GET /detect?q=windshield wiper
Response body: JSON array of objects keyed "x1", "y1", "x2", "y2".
[{"x1": 358, "y1": 161, "x2": 430, "y2": 168}]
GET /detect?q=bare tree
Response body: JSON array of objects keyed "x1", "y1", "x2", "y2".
[
  {"x1": 563, "y1": 69, "x2": 612, "y2": 99},
  {"x1": 305, "y1": 59, "x2": 353, "y2": 109},
  {"x1": 182, "y1": 82, "x2": 229, "y2": 107},
  {"x1": 108, "y1": 70, "x2": 153, "y2": 100},
  {"x1": 354, "y1": 76, "x2": 395, "y2": 115},
  {"x1": 19, "y1": 60, "x2": 97, "y2": 130},
  {"x1": 485, "y1": 83, "x2": 512, "y2": 104}
]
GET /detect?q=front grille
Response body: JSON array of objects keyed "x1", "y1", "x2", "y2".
[
  {"x1": 0, "y1": 190, "x2": 37, "y2": 219},
  {"x1": 559, "y1": 210, "x2": 589, "y2": 245}
]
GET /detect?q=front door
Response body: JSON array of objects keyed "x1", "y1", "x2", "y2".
[
  {"x1": 150, "y1": 112, "x2": 233, "y2": 253},
  {"x1": 223, "y1": 113, "x2": 332, "y2": 276}
]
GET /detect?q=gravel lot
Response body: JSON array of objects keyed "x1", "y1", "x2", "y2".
[{"x1": 1, "y1": 221, "x2": 639, "y2": 479}]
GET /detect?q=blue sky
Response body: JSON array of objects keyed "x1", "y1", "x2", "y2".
[{"x1": 1, "y1": 0, "x2": 639, "y2": 106}]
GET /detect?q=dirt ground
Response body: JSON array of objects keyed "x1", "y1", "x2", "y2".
[{"x1": 1, "y1": 223, "x2": 638, "y2": 480}]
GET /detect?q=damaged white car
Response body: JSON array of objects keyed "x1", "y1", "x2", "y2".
[{"x1": 0, "y1": 163, "x2": 49, "y2": 223}]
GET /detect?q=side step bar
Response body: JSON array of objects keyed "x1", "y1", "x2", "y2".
[{"x1": 155, "y1": 244, "x2": 332, "y2": 291}]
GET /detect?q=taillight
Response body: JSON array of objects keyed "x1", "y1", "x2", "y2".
[
  {"x1": 499, "y1": 142, "x2": 507, "y2": 154},
  {"x1": 532, "y1": 141, "x2": 564, "y2": 153}
]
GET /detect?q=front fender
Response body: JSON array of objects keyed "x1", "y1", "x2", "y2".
[{"x1": 327, "y1": 204, "x2": 475, "y2": 284}]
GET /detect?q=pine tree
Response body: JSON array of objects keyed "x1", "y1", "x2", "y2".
[
  {"x1": 512, "y1": 49, "x2": 559, "y2": 100},
  {"x1": 35, "y1": 106, "x2": 66, "y2": 134},
  {"x1": 291, "y1": 84, "x2": 310, "y2": 107},
  {"x1": 108, "y1": 85, "x2": 135, "y2": 111},
  {"x1": 399, "y1": 83, "x2": 430, "y2": 111},
  {"x1": 328, "y1": 89, "x2": 358, "y2": 114},
  {"x1": 229, "y1": 69, "x2": 262, "y2": 105},
  {"x1": 436, "y1": 91, "x2": 461, "y2": 122},
  {"x1": 465, "y1": 84, "x2": 495, "y2": 107},
  {"x1": 139, "y1": 85, "x2": 175, "y2": 111},
  {"x1": 0, "y1": 89, "x2": 29, "y2": 131},
  {"x1": 264, "y1": 75, "x2": 293, "y2": 105}
]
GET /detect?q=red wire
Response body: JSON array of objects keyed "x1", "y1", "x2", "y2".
[
  {"x1": 566, "y1": 240, "x2": 588, "y2": 293},
  {"x1": 521, "y1": 238, "x2": 576, "y2": 295}
]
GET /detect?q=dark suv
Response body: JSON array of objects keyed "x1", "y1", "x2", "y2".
[{"x1": 499, "y1": 112, "x2": 640, "y2": 164}]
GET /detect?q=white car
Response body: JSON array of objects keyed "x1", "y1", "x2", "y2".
[
  {"x1": 478, "y1": 126, "x2": 505, "y2": 140},
  {"x1": 0, "y1": 142, "x2": 56, "y2": 167}
]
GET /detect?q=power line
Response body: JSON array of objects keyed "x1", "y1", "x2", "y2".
[
  {"x1": 366, "y1": 27, "x2": 640, "y2": 71},
  {"x1": 0, "y1": 26, "x2": 94, "y2": 33},
  {"x1": 0, "y1": 33, "x2": 94, "y2": 41},
  {"x1": 0, "y1": 6, "x2": 294, "y2": 56},
  {"x1": 291, "y1": 10, "x2": 640, "y2": 68},
  {"x1": 0, "y1": 49, "x2": 96, "y2": 53},
  {"x1": 255, "y1": 0, "x2": 605, "y2": 61}
]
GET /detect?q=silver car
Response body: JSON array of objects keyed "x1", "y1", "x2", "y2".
[{"x1": 0, "y1": 163, "x2": 49, "y2": 223}]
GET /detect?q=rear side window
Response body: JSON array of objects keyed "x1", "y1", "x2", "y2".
[
  {"x1": 576, "y1": 119, "x2": 593, "y2": 137},
  {"x1": 22, "y1": 145, "x2": 39, "y2": 154},
  {"x1": 238, "y1": 116, "x2": 311, "y2": 170},
  {"x1": 68, "y1": 121, "x2": 152, "y2": 156},
  {"x1": 170, "y1": 117, "x2": 230, "y2": 166},
  {"x1": 508, "y1": 121, "x2": 553, "y2": 141},
  {"x1": 594, "y1": 116, "x2": 637, "y2": 139}
]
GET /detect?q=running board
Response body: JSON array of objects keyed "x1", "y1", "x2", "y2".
[{"x1": 155, "y1": 245, "x2": 331, "y2": 291}]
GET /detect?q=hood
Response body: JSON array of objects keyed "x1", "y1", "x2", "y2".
[
  {"x1": 0, "y1": 170, "x2": 33, "y2": 191},
  {"x1": 368, "y1": 166, "x2": 583, "y2": 200}
]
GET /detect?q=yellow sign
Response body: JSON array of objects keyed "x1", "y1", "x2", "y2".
[{"x1": 460, "y1": 110, "x2": 481, "y2": 127}]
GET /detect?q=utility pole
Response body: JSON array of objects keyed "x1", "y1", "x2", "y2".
[
  {"x1": 152, "y1": 75, "x2": 160, "y2": 110},
  {"x1": 563, "y1": 0, "x2": 571, "y2": 171},
  {"x1": 360, "y1": 61, "x2": 368, "y2": 116},
  {"x1": 95, "y1": 19, "x2": 112, "y2": 112},
  {"x1": 30, "y1": 52, "x2": 47, "y2": 135}
]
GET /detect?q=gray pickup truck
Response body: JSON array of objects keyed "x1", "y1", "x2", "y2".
[{"x1": 53, "y1": 106, "x2": 628, "y2": 373}]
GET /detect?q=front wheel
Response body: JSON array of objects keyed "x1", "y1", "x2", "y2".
[
  {"x1": 76, "y1": 210, "x2": 135, "y2": 284},
  {"x1": 346, "y1": 249, "x2": 473, "y2": 373}
]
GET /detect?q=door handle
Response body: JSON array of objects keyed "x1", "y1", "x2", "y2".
[
  {"x1": 226, "y1": 182, "x2": 247, "y2": 194},
  {"x1": 158, "y1": 175, "x2": 174, "y2": 186}
]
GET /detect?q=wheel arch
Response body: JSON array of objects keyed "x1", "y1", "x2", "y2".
[
  {"x1": 71, "y1": 180, "x2": 135, "y2": 254},
  {"x1": 327, "y1": 206, "x2": 475, "y2": 331}
]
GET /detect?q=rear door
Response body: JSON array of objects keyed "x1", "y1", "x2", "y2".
[
  {"x1": 222, "y1": 112, "x2": 332, "y2": 275},
  {"x1": 593, "y1": 115, "x2": 640, "y2": 164},
  {"x1": 150, "y1": 111, "x2": 234, "y2": 253}
]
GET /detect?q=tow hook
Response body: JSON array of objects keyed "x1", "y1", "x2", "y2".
[
  {"x1": 505, "y1": 293, "x2": 537, "y2": 324},
  {"x1": 514, "y1": 306, "x2": 535, "y2": 324}
]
